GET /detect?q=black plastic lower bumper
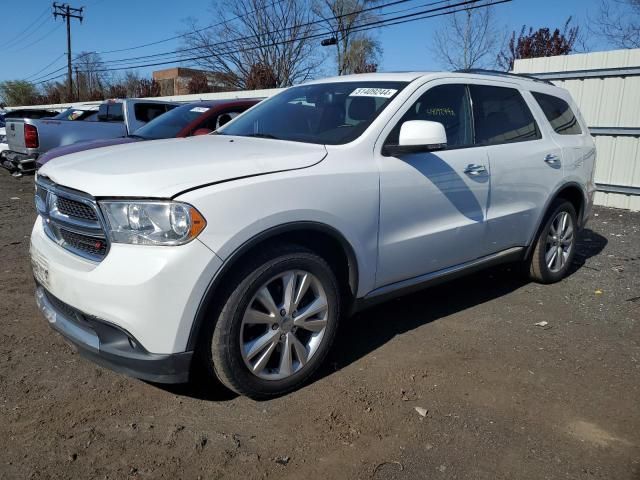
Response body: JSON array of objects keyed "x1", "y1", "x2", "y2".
[{"x1": 35, "y1": 285, "x2": 193, "y2": 383}]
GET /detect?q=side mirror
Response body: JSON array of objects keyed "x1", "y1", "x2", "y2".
[
  {"x1": 383, "y1": 120, "x2": 447, "y2": 156},
  {"x1": 193, "y1": 128, "x2": 213, "y2": 136}
]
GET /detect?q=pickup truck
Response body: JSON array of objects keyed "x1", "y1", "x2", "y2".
[
  {"x1": 36, "y1": 99, "x2": 261, "y2": 168},
  {"x1": 4, "y1": 99, "x2": 176, "y2": 175}
]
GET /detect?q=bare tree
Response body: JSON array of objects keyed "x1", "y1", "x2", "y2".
[
  {"x1": 431, "y1": 3, "x2": 501, "y2": 70},
  {"x1": 74, "y1": 52, "x2": 108, "y2": 101},
  {"x1": 181, "y1": 0, "x2": 323, "y2": 89},
  {"x1": 592, "y1": 0, "x2": 640, "y2": 48},
  {"x1": 313, "y1": 0, "x2": 382, "y2": 75}
]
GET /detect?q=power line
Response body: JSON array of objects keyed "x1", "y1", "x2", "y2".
[
  {"x1": 33, "y1": 0, "x2": 423, "y2": 77},
  {"x1": 78, "y1": 0, "x2": 508, "y2": 74},
  {"x1": 90, "y1": 0, "x2": 285, "y2": 56},
  {"x1": 32, "y1": 0, "x2": 506, "y2": 84},
  {"x1": 13, "y1": 23, "x2": 64, "y2": 52},
  {"x1": 4, "y1": 7, "x2": 51, "y2": 49},
  {"x1": 92, "y1": 0, "x2": 422, "y2": 67},
  {"x1": 24, "y1": 53, "x2": 67, "y2": 80}
]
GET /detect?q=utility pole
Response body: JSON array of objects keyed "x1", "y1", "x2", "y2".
[{"x1": 53, "y1": 2, "x2": 84, "y2": 101}]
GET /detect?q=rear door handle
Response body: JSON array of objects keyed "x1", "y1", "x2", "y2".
[
  {"x1": 464, "y1": 164, "x2": 487, "y2": 176},
  {"x1": 544, "y1": 154, "x2": 561, "y2": 165}
]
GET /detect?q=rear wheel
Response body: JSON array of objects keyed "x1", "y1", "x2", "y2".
[
  {"x1": 527, "y1": 199, "x2": 577, "y2": 284},
  {"x1": 205, "y1": 245, "x2": 340, "y2": 399}
]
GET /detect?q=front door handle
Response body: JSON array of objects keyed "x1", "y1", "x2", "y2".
[
  {"x1": 544, "y1": 154, "x2": 561, "y2": 165},
  {"x1": 464, "y1": 164, "x2": 487, "y2": 176}
]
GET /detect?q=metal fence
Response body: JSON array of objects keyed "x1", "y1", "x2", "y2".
[{"x1": 514, "y1": 49, "x2": 640, "y2": 211}]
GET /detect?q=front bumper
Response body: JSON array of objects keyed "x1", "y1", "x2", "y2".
[
  {"x1": 1, "y1": 150, "x2": 37, "y2": 174},
  {"x1": 36, "y1": 285, "x2": 192, "y2": 383},
  {"x1": 31, "y1": 215, "x2": 223, "y2": 362}
]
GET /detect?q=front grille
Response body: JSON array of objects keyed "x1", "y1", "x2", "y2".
[
  {"x1": 43, "y1": 289, "x2": 95, "y2": 331},
  {"x1": 59, "y1": 229, "x2": 108, "y2": 257},
  {"x1": 35, "y1": 177, "x2": 109, "y2": 262},
  {"x1": 56, "y1": 196, "x2": 98, "y2": 221}
]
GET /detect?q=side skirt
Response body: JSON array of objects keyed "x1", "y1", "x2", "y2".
[{"x1": 352, "y1": 247, "x2": 524, "y2": 313}]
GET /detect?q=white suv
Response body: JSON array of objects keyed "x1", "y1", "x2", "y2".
[{"x1": 31, "y1": 71, "x2": 596, "y2": 398}]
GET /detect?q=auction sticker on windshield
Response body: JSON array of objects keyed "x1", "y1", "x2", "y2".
[
  {"x1": 349, "y1": 88, "x2": 397, "y2": 98},
  {"x1": 31, "y1": 246, "x2": 50, "y2": 290},
  {"x1": 190, "y1": 107, "x2": 210, "y2": 113}
]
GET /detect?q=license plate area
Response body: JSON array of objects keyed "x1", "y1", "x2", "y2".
[{"x1": 31, "y1": 248, "x2": 51, "y2": 290}]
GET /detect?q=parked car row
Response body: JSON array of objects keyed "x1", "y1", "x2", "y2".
[
  {"x1": 1, "y1": 98, "x2": 261, "y2": 175},
  {"x1": 36, "y1": 99, "x2": 260, "y2": 167},
  {"x1": 29, "y1": 71, "x2": 596, "y2": 398}
]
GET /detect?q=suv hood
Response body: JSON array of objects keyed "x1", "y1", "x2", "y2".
[{"x1": 38, "y1": 135, "x2": 327, "y2": 198}]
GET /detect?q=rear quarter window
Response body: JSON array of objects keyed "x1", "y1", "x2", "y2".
[{"x1": 532, "y1": 92, "x2": 582, "y2": 135}]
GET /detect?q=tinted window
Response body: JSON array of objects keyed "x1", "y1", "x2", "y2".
[
  {"x1": 386, "y1": 84, "x2": 473, "y2": 148},
  {"x1": 470, "y1": 85, "x2": 540, "y2": 145},
  {"x1": 98, "y1": 103, "x2": 124, "y2": 122},
  {"x1": 133, "y1": 103, "x2": 210, "y2": 139},
  {"x1": 532, "y1": 92, "x2": 582, "y2": 135},
  {"x1": 219, "y1": 82, "x2": 407, "y2": 145},
  {"x1": 133, "y1": 103, "x2": 175, "y2": 123}
]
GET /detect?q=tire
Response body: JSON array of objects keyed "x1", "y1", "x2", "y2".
[
  {"x1": 527, "y1": 199, "x2": 578, "y2": 284},
  {"x1": 204, "y1": 244, "x2": 341, "y2": 399}
]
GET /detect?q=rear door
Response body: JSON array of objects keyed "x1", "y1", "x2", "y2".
[{"x1": 471, "y1": 83, "x2": 565, "y2": 253}]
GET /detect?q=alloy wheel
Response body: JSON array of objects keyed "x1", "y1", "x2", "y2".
[
  {"x1": 545, "y1": 211, "x2": 574, "y2": 273},
  {"x1": 239, "y1": 270, "x2": 329, "y2": 380}
]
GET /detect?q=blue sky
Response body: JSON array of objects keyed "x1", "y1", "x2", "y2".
[{"x1": 0, "y1": 0, "x2": 611, "y2": 85}]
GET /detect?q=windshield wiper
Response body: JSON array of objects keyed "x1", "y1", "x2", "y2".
[{"x1": 243, "y1": 133, "x2": 280, "y2": 140}]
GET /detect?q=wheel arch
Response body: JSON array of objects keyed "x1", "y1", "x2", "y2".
[
  {"x1": 186, "y1": 221, "x2": 359, "y2": 351},
  {"x1": 524, "y1": 181, "x2": 587, "y2": 259}
]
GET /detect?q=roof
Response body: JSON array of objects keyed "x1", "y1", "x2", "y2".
[
  {"x1": 302, "y1": 70, "x2": 558, "y2": 88},
  {"x1": 305, "y1": 72, "x2": 431, "y2": 84}
]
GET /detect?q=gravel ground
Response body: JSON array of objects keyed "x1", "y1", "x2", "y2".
[{"x1": 0, "y1": 170, "x2": 639, "y2": 480}]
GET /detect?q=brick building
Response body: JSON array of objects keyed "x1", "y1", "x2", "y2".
[{"x1": 152, "y1": 68, "x2": 229, "y2": 96}]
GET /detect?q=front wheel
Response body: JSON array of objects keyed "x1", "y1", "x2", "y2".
[
  {"x1": 206, "y1": 245, "x2": 340, "y2": 399},
  {"x1": 527, "y1": 199, "x2": 578, "y2": 284}
]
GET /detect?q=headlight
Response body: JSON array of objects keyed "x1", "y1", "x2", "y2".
[{"x1": 99, "y1": 200, "x2": 206, "y2": 245}]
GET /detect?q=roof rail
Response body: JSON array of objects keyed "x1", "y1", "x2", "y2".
[{"x1": 454, "y1": 69, "x2": 554, "y2": 85}]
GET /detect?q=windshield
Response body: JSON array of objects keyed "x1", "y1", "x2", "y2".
[
  {"x1": 218, "y1": 81, "x2": 407, "y2": 145},
  {"x1": 52, "y1": 108, "x2": 97, "y2": 121},
  {"x1": 133, "y1": 103, "x2": 211, "y2": 139}
]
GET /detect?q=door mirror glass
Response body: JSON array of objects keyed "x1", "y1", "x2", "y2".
[{"x1": 384, "y1": 120, "x2": 447, "y2": 155}]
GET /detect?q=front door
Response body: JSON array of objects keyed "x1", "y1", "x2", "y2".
[{"x1": 374, "y1": 82, "x2": 491, "y2": 288}]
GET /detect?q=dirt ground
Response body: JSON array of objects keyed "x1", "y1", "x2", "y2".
[{"x1": 0, "y1": 170, "x2": 639, "y2": 480}]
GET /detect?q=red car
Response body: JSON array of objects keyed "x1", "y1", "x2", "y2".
[{"x1": 36, "y1": 99, "x2": 261, "y2": 168}]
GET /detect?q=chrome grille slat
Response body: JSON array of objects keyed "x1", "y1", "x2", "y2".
[
  {"x1": 56, "y1": 196, "x2": 98, "y2": 221},
  {"x1": 35, "y1": 177, "x2": 109, "y2": 262}
]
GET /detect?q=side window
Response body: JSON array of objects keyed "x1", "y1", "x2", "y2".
[
  {"x1": 97, "y1": 103, "x2": 124, "y2": 122},
  {"x1": 386, "y1": 84, "x2": 473, "y2": 148},
  {"x1": 470, "y1": 85, "x2": 541, "y2": 146},
  {"x1": 134, "y1": 103, "x2": 174, "y2": 123},
  {"x1": 532, "y1": 92, "x2": 582, "y2": 135},
  {"x1": 199, "y1": 110, "x2": 243, "y2": 131}
]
